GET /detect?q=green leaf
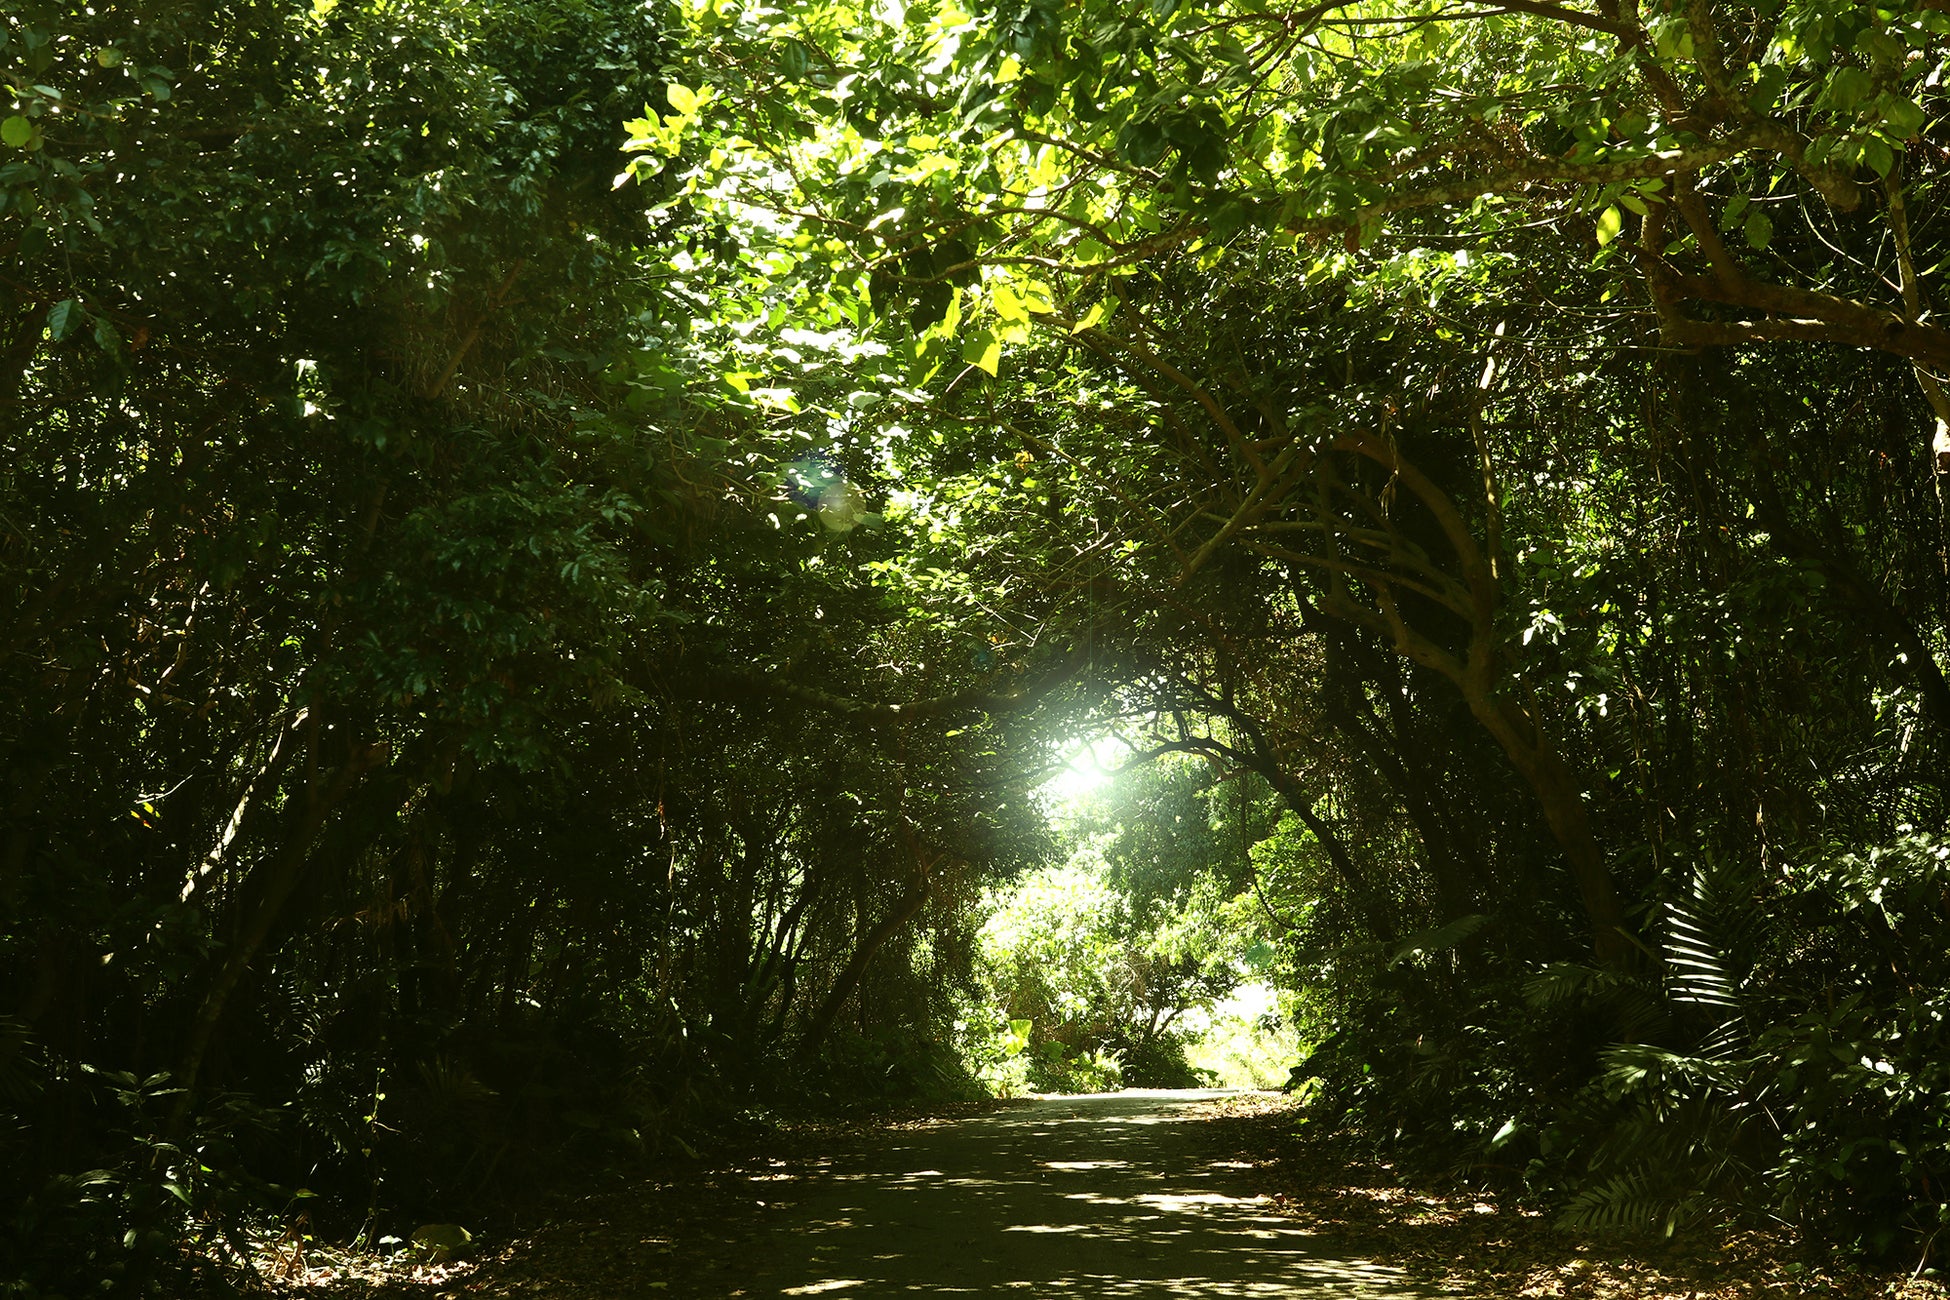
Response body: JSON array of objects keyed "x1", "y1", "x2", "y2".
[
  {"x1": 46, "y1": 298, "x2": 76, "y2": 340},
  {"x1": 1743, "y1": 209, "x2": 1773, "y2": 251},
  {"x1": 1070, "y1": 299, "x2": 1110, "y2": 334},
  {"x1": 775, "y1": 39, "x2": 809, "y2": 81},
  {"x1": 1205, "y1": 199, "x2": 1249, "y2": 244},
  {"x1": 0, "y1": 116, "x2": 31, "y2": 148},
  {"x1": 1824, "y1": 66, "x2": 1872, "y2": 113},
  {"x1": 1883, "y1": 97, "x2": 1926, "y2": 138},
  {"x1": 1387, "y1": 914, "x2": 1490, "y2": 968},
  {"x1": 1855, "y1": 28, "x2": 1905, "y2": 64},
  {"x1": 1595, "y1": 205, "x2": 1623, "y2": 247},
  {"x1": 666, "y1": 83, "x2": 699, "y2": 117},
  {"x1": 991, "y1": 282, "x2": 1028, "y2": 323},
  {"x1": 962, "y1": 329, "x2": 1000, "y2": 375},
  {"x1": 1862, "y1": 137, "x2": 1895, "y2": 179}
]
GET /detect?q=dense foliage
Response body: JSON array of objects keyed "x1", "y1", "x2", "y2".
[
  {"x1": 6, "y1": 0, "x2": 1950, "y2": 1290},
  {"x1": 2, "y1": 0, "x2": 1047, "y2": 1292},
  {"x1": 967, "y1": 754, "x2": 1278, "y2": 1093}
]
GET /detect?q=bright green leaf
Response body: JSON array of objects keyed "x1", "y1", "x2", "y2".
[
  {"x1": 962, "y1": 328, "x2": 1000, "y2": 376},
  {"x1": 1595, "y1": 205, "x2": 1622, "y2": 247},
  {"x1": 0, "y1": 116, "x2": 31, "y2": 148},
  {"x1": 1071, "y1": 300, "x2": 1110, "y2": 334},
  {"x1": 991, "y1": 282, "x2": 1027, "y2": 323}
]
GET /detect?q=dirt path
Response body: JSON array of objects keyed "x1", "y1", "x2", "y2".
[
  {"x1": 310, "y1": 1090, "x2": 1948, "y2": 1299},
  {"x1": 713, "y1": 1089, "x2": 1430, "y2": 1298}
]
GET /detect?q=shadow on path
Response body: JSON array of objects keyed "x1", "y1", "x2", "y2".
[{"x1": 726, "y1": 1089, "x2": 1436, "y2": 1297}]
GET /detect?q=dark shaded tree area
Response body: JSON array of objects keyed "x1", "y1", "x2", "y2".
[
  {"x1": 2, "y1": 1, "x2": 1050, "y2": 1293},
  {"x1": 8, "y1": 0, "x2": 1950, "y2": 1291}
]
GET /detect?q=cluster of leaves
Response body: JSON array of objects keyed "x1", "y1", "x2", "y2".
[
  {"x1": 1551, "y1": 835, "x2": 1950, "y2": 1254},
  {"x1": 963, "y1": 755, "x2": 1277, "y2": 1093}
]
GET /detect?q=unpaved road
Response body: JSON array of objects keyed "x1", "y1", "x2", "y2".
[{"x1": 717, "y1": 1089, "x2": 1434, "y2": 1298}]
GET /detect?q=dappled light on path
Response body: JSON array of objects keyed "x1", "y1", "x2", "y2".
[{"x1": 726, "y1": 1090, "x2": 1434, "y2": 1298}]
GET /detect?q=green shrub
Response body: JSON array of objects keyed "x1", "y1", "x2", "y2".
[{"x1": 1555, "y1": 836, "x2": 1950, "y2": 1257}]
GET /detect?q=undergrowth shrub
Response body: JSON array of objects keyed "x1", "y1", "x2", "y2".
[
  {"x1": 1288, "y1": 838, "x2": 1949, "y2": 1266},
  {"x1": 1285, "y1": 916, "x2": 1611, "y2": 1179},
  {"x1": 0, "y1": 1068, "x2": 283, "y2": 1300},
  {"x1": 789, "y1": 1029, "x2": 986, "y2": 1107},
  {"x1": 1551, "y1": 835, "x2": 1950, "y2": 1259}
]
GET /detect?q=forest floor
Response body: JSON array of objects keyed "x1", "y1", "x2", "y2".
[{"x1": 272, "y1": 1090, "x2": 1947, "y2": 1299}]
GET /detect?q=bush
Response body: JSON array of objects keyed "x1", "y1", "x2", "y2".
[{"x1": 1552, "y1": 836, "x2": 1950, "y2": 1257}]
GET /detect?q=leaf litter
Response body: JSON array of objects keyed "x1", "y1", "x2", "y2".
[{"x1": 1201, "y1": 1092, "x2": 1948, "y2": 1300}]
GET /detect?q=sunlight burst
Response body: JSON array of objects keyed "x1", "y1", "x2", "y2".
[{"x1": 1041, "y1": 741, "x2": 1114, "y2": 804}]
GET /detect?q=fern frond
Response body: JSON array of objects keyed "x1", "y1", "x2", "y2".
[
  {"x1": 1661, "y1": 858, "x2": 1763, "y2": 1045},
  {"x1": 1558, "y1": 1168, "x2": 1670, "y2": 1231},
  {"x1": 1523, "y1": 962, "x2": 1605, "y2": 1008},
  {"x1": 1386, "y1": 912, "x2": 1489, "y2": 969},
  {"x1": 1559, "y1": 1166, "x2": 1715, "y2": 1237}
]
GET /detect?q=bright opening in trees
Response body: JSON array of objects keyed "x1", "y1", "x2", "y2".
[
  {"x1": 968, "y1": 747, "x2": 1304, "y2": 1094},
  {"x1": 1038, "y1": 739, "x2": 1116, "y2": 808}
]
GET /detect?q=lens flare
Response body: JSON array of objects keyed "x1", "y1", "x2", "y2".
[{"x1": 787, "y1": 455, "x2": 867, "y2": 532}]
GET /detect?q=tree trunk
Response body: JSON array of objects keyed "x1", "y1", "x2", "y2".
[
  {"x1": 798, "y1": 869, "x2": 930, "y2": 1059},
  {"x1": 1470, "y1": 693, "x2": 1632, "y2": 969},
  {"x1": 168, "y1": 728, "x2": 386, "y2": 1131}
]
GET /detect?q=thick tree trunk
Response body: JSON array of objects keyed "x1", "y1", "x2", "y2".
[
  {"x1": 1301, "y1": 437, "x2": 1635, "y2": 969},
  {"x1": 1469, "y1": 693, "x2": 1632, "y2": 969}
]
